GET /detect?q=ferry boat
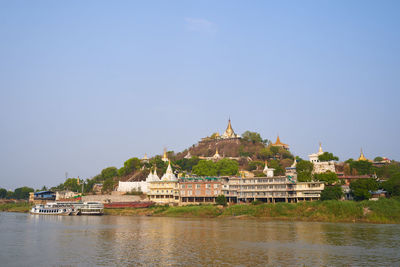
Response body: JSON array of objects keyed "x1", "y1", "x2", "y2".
[
  {"x1": 30, "y1": 202, "x2": 104, "y2": 216},
  {"x1": 30, "y1": 204, "x2": 73, "y2": 215}
]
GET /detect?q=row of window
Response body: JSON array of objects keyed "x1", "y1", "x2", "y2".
[{"x1": 180, "y1": 184, "x2": 220, "y2": 189}]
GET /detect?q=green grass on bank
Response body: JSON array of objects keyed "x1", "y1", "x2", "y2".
[
  {"x1": 0, "y1": 202, "x2": 32, "y2": 213},
  {"x1": 3, "y1": 199, "x2": 400, "y2": 224},
  {"x1": 104, "y1": 199, "x2": 400, "y2": 224}
]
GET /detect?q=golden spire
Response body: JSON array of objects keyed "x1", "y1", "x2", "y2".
[
  {"x1": 163, "y1": 148, "x2": 167, "y2": 159},
  {"x1": 215, "y1": 147, "x2": 219, "y2": 156},
  {"x1": 358, "y1": 148, "x2": 367, "y2": 161},
  {"x1": 318, "y1": 142, "x2": 323, "y2": 153}
]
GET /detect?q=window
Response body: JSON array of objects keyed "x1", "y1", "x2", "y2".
[
  {"x1": 206, "y1": 190, "x2": 211, "y2": 195},
  {"x1": 196, "y1": 184, "x2": 201, "y2": 189},
  {"x1": 188, "y1": 184, "x2": 192, "y2": 189},
  {"x1": 214, "y1": 184, "x2": 218, "y2": 189},
  {"x1": 206, "y1": 184, "x2": 211, "y2": 189},
  {"x1": 181, "y1": 184, "x2": 185, "y2": 189},
  {"x1": 196, "y1": 190, "x2": 201, "y2": 195}
]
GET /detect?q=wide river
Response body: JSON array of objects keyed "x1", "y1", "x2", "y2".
[{"x1": 1, "y1": 212, "x2": 399, "y2": 266}]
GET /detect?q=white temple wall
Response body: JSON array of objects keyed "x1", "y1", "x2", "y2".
[{"x1": 117, "y1": 181, "x2": 149, "y2": 193}]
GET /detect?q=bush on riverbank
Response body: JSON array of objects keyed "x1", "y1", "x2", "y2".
[{"x1": 0, "y1": 202, "x2": 32, "y2": 213}]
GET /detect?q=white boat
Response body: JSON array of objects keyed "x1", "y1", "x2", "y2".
[
  {"x1": 30, "y1": 204, "x2": 73, "y2": 215},
  {"x1": 45, "y1": 201, "x2": 104, "y2": 215}
]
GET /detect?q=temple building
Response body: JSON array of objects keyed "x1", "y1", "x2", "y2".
[
  {"x1": 358, "y1": 149, "x2": 370, "y2": 161},
  {"x1": 221, "y1": 119, "x2": 241, "y2": 139},
  {"x1": 271, "y1": 135, "x2": 289, "y2": 150},
  {"x1": 148, "y1": 161, "x2": 179, "y2": 204},
  {"x1": 263, "y1": 161, "x2": 275, "y2": 178},
  {"x1": 117, "y1": 167, "x2": 160, "y2": 194},
  {"x1": 308, "y1": 143, "x2": 336, "y2": 174},
  {"x1": 141, "y1": 153, "x2": 149, "y2": 163}
]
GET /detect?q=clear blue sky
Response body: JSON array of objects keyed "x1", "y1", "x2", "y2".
[{"x1": 1, "y1": 1, "x2": 399, "y2": 190}]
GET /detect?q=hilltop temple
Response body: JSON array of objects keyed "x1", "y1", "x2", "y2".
[
  {"x1": 201, "y1": 119, "x2": 241, "y2": 142},
  {"x1": 271, "y1": 135, "x2": 289, "y2": 150},
  {"x1": 308, "y1": 143, "x2": 336, "y2": 174}
]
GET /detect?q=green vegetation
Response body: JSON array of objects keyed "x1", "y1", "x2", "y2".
[
  {"x1": 350, "y1": 178, "x2": 379, "y2": 201},
  {"x1": 216, "y1": 195, "x2": 227, "y2": 206},
  {"x1": 192, "y1": 159, "x2": 239, "y2": 176},
  {"x1": 318, "y1": 152, "x2": 339, "y2": 162},
  {"x1": 321, "y1": 185, "x2": 343, "y2": 201},
  {"x1": 0, "y1": 187, "x2": 34, "y2": 200},
  {"x1": 0, "y1": 202, "x2": 32, "y2": 212},
  {"x1": 242, "y1": 131, "x2": 269, "y2": 145},
  {"x1": 296, "y1": 160, "x2": 314, "y2": 182},
  {"x1": 374, "y1": 156, "x2": 383, "y2": 162},
  {"x1": 314, "y1": 171, "x2": 339, "y2": 185},
  {"x1": 103, "y1": 199, "x2": 400, "y2": 224}
]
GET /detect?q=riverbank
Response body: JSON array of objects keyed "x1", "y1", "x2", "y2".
[
  {"x1": 105, "y1": 199, "x2": 400, "y2": 224},
  {"x1": 2, "y1": 199, "x2": 400, "y2": 224},
  {"x1": 0, "y1": 202, "x2": 31, "y2": 213}
]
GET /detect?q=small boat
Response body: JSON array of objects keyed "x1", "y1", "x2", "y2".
[
  {"x1": 30, "y1": 204, "x2": 72, "y2": 215},
  {"x1": 79, "y1": 202, "x2": 104, "y2": 215}
]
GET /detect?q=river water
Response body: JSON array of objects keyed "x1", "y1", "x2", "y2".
[{"x1": 0, "y1": 212, "x2": 399, "y2": 266}]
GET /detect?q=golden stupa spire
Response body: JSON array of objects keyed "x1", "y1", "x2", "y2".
[
  {"x1": 318, "y1": 142, "x2": 323, "y2": 153},
  {"x1": 358, "y1": 148, "x2": 367, "y2": 161}
]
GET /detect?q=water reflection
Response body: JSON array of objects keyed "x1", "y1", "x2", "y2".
[{"x1": 0, "y1": 212, "x2": 399, "y2": 266}]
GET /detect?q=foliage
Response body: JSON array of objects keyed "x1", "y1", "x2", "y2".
[
  {"x1": 321, "y1": 185, "x2": 343, "y2": 201},
  {"x1": 350, "y1": 160, "x2": 373, "y2": 175},
  {"x1": 175, "y1": 157, "x2": 200, "y2": 172},
  {"x1": 63, "y1": 178, "x2": 80, "y2": 192},
  {"x1": 12, "y1": 187, "x2": 34, "y2": 199},
  {"x1": 192, "y1": 159, "x2": 239, "y2": 176},
  {"x1": 102, "y1": 178, "x2": 116, "y2": 193},
  {"x1": 382, "y1": 173, "x2": 400, "y2": 197},
  {"x1": 257, "y1": 148, "x2": 272, "y2": 160},
  {"x1": 314, "y1": 171, "x2": 339, "y2": 185},
  {"x1": 268, "y1": 160, "x2": 284, "y2": 176},
  {"x1": 101, "y1": 167, "x2": 118, "y2": 180},
  {"x1": 119, "y1": 157, "x2": 141, "y2": 176},
  {"x1": 192, "y1": 160, "x2": 218, "y2": 176},
  {"x1": 296, "y1": 160, "x2": 314, "y2": 182},
  {"x1": 242, "y1": 131, "x2": 264, "y2": 144},
  {"x1": 247, "y1": 161, "x2": 264, "y2": 171},
  {"x1": 374, "y1": 156, "x2": 383, "y2": 162},
  {"x1": 216, "y1": 195, "x2": 227, "y2": 206},
  {"x1": 216, "y1": 159, "x2": 239, "y2": 176},
  {"x1": 350, "y1": 178, "x2": 379, "y2": 201},
  {"x1": 253, "y1": 171, "x2": 266, "y2": 177},
  {"x1": 318, "y1": 152, "x2": 339, "y2": 162},
  {"x1": 0, "y1": 188, "x2": 7, "y2": 198}
]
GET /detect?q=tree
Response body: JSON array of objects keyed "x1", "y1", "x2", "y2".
[
  {"x1": 296, "y1": 160, "x2": 314, "y2": 182},
  {"x1": 350, "y1": 160, "x2": 373, "y2": 175},
  {"x1": 64, "y1": 178, "x2": 80, "y2": 192},
  {"x1": 175, "y1": 157, "x2": 200, "y2": 172},
  {"x1": 257, "y1": 148, "x2": 272, "y2": 161},
  {"x1": 216, "y1": 195, "x2": 227, "y2": 206},
  {"x1": 216, "y1": 159, "x2": 239, "y2": 176},
  {"x1": 102, "y1": 178, "x2": 115, "y2": 194},
  {"x1": 0, "y1": 188, "x2": 7, "y2": 198},
  {"x1": 242, "y1": 131, "x2": 263, "y2": 144},
  {"x1": 13, "y1": 187, "x2": 34, "y2": 199},
  {"x1": 268, "y1": 160, "x2": 284, "y2": 176},
  {"x1": 318, "y1": 152, "x2": 339, "y2": 162},
  {"x1": 192, "y1": 160, "x2": 218, "y2": 176},
  {"x1": 382, "y1": 173, "x2": 400, "y2": 197},
  {"x1": 374, "y1": 156, "x2": 383, "y2": 162},
  {"x1": 320, "y1": 185, "x2": 343, "y2": 201},
  {"x1": 314, "y1": 171, "x2": 339, "y2": 185},
  {"x1": 119, "y1": 157, "x2": 141, "y2": 176},
  {"x1": 247, "y1": 161, "x2": 264, "y2": 171},
  {"x1": 101, "y1": 167, "x2": 118, "y2": 180},
  {"x1": 350, "y1": 178, "x2": 379, "y2": 201}
]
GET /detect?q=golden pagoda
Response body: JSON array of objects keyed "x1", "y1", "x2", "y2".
[
  {"x1": 271, "y1": 135, "x2": 289, "y2": 150},
  {"x1": 221, "y1": 119, "x2": 240, "y2": 139},
  {"x1": 162, "y1": 148, "x2": 168, "y2": 162},
  {"x1": 358, "y1": 148, "x2": 367, "y2": 161}
]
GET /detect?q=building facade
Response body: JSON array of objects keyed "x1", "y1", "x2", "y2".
[
  {"x1": 179, "y1": 177, "x2": 222, "y2": 205},
  {"x1": 308, "y1": 143, "x2": 336, "y2": 174},
  {"x1": 147, "y1": 162, "x2": 179, "y2": 205}
]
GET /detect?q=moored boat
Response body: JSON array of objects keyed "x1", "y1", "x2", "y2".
[{"x1": 30, "y1": 204, "x2": 72, "y2": 215}]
